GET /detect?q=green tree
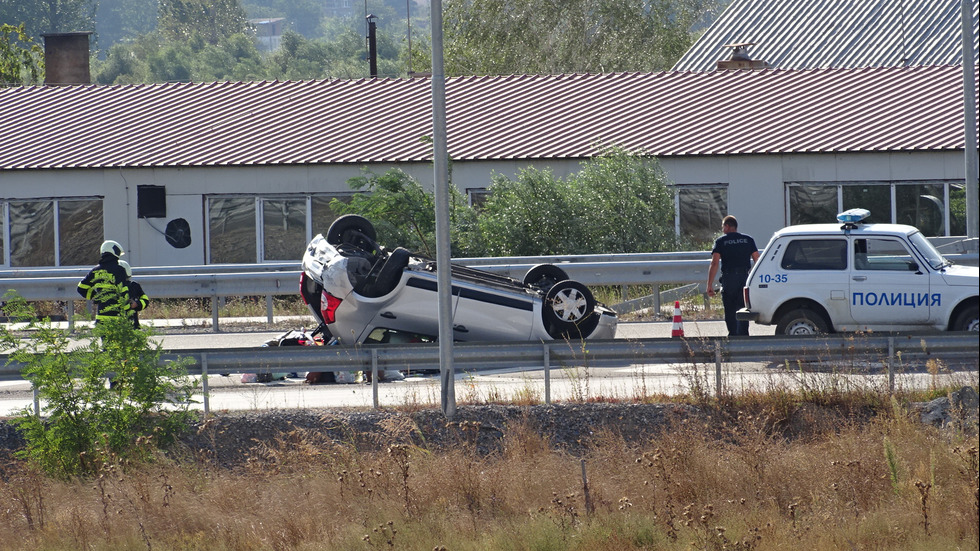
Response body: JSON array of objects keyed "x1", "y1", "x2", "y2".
[
  {"x1": 158, "y1": 0, "x2": 252, "y2": 46},
  {"x1": 442, "y1": 0, "x2": 719, "y2": 76},
  {"x1": 1, "y1": 293, "x2": 196, "y2": 479},
  {"x1": 94, "y1": 0, "x2": 157, "y2": 53},
  {"x1": 475, "y1": 146, "x2": 677, "y2": 256},
  {"x1": 331, "y1": 168, "x2": 476, "y2": 257},
  {"x1": 0, "y1": 23, "x2": 43, "y2": 85},
  {"x1": 0, "y1": 0, "x2": 95, "y2": 40}
]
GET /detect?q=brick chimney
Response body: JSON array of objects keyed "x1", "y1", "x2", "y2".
[
  {"x1": 41, "y1": 32, "x2": 92, "y2": 85},
  {"x1": 717, "y1": 43, "x2": 768, "y2": 70}
]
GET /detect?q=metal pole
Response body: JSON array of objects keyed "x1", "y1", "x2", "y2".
[
  {"x1": 714, "y1": 340, "x2": 722, "y2": 398},
  {"x1": 371, "y1": 348, "x2": 379, "y2": 409},
  {"x1": 962, "y1": 0, "x2": 978, "y2": 238},
  {"x1": 201, "y1": 353, "x2": 210, "y2": 415},
  {"x1": 887, "y1": 336, "x2": 895, "y2": 394},
  {"x1": 431, "y1": 0, "x2": 455, "y2": 418},
  {"x1": 543, "y1": 344, "x2": 551, "y2": 404}
]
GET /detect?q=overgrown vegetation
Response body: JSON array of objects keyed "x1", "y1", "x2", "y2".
[
  {"x1": 0, "y1": 292, "x2": 197, "y2": 479},
  {"x1": 332, "y1": 145, "x2": 679, "y2": 258},
  {"x1": 0, "y1": 396, "x2": 976, "y2": 550}
]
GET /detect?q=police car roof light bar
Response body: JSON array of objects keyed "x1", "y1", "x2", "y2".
[{"x1": 837, "y1": 208, "x2": 870, "y2": 231}]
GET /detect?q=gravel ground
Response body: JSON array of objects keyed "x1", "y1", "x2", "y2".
[
  {"x1": 2, "y1": 395, "x2": 974, "y2": 470},
  {"x1": 0, "y1": 403, "x2": 703, "y2": 468}
]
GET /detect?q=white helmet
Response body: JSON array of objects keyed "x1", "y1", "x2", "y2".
[
  {"x1": 100, "y1": 240, "x2": 125, "y2": 257},
  {"x1": 118, "y1": 260, "x2": 132, "y2": 278}
]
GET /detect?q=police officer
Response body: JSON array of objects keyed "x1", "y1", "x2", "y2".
[
  {"x1": 707, "y1": 215, "x2": 759, "y2": 336},
  {"x1": 118, "y1": 260, "x2": 149, "y2": 328},
  {"x1": 77, "y1": 240, "x2": 131, "y2": 324}
]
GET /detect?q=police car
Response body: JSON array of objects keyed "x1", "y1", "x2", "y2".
[{"x1": 737, "y1": 209, "x2": 979, "y2": 334}]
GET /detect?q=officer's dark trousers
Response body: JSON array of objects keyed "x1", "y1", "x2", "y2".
[{"x1": 721, "y1": 273, "x2": 749, "y2": 336}]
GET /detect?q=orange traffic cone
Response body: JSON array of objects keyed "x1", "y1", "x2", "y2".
[{"x1": 671, "y1": 301, "x2": 685, "y2": 338}]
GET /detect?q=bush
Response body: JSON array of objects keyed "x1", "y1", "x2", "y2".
[
  {"x1": 1, "y1": 292, "x2": 197, "y2": 479},
  {"x1": 475, "y1": 145, "x2": 677, "y2": 256}
]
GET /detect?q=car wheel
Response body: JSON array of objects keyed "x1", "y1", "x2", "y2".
[
  {"x1": 523, "y1": 264, "x2": 570, "y2": 290},
  {"x1": 775, "y1": 308, "x2": 828, "y2": 335},
  {"x1": 952, "y1": 305, "x2": 979, "y2": 332},
  {"x1": 326, "y1": 214, "x2": 377, "y2": 246},
  {"x1": 365, "y1": 247, "x2": 410, "y2": 297},
  {"x1": 544, "y1": 280, "x2": 597, "y2": 339}
]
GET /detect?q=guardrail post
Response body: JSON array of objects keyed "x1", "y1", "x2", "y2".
[
  {"x1": 371, "y1": 349, "x2": 379, "y2": 409},
  {"x1": 33, "y1": 386, "x2": 40, "y2": 417},
  {"x1": 201, "y1": 353, "x2": 210, "y2": 416},
  {"x1": 887, "y1": 336, "x2": 895, "y2": 394},
  {"x1": 714, "y1": 340, "x2": 723, "y2": 398},
  {"x1": 543, "y1": 344, "x2": 551, "y2": 405},
  {"x1": 67, "y1": 300, "x2": 75, "y2": 333},
  {"x1": 266, "y1": 295, "x2": 274, "y2": 323},
  {"x1": 211, "y1": 296, "x2": 220, "y2": 332}
]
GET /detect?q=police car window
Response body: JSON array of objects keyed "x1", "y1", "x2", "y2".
[
  {"x1": 780, "y1": 239, "x2": 847, "y2": 270},
  {"x1": 854, "y1": 239, "x2": 917, "y2": 271}
]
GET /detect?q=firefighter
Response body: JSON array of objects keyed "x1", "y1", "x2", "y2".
[
  {"x1": 118, "y1": 260, "x2": 149, "y2": 328},
  {"x1": 77, "y1": 240, "x2": 131, "y2": 324}
]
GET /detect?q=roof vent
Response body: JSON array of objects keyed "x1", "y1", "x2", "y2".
[
  {"x1": 716, "y1": 43, "x2": 768, "y2": 70},
  {"x1": 41, "y1": 32, "x2": 92, "y2": 85}
]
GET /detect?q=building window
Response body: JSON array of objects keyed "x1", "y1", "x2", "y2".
[
  {"x1": 59, "y1": 199, "x2": 104, "y2": 266},
  {"x1": 208, "y1": 193, "x2": 356, "y2": 264},
  {"x1": 208, "y1": 197, "x2": 257, "y2": 264},
  {"x1": 311, "y1": 195, "x2": 353, "y2": 237},
  {"x1": 675, "y1": 185, "x2": 727, "y2": 247},
  {"x1": 2, "y1": 198, "x2": 103, "y2": 267},
  {"x1": 467, "y1": 188, "x2": 491, "y2": 209},
  {"x1": 261, "y1": 197, "x2": 306, "y2": 261},
  {"x1": 787, "y1": 181, "x2": 965, "y2": 236}
]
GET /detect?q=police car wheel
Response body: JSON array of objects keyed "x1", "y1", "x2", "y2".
[
  {"x1": 953, "y1": 305, "x2": 979, "y2": 332},
  {"x1": 775, "y1": 308, "x2": 828, "y2": 335}
]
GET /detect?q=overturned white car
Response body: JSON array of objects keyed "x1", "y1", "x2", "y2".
[{"x1": 299, "y1": 215, "x2": 618, "y2": 344}]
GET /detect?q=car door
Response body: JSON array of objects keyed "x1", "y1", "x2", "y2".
[{"x1": 848, "y1": 237, "x2": 931, "y2": 325}]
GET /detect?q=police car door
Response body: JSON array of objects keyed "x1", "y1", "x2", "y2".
[{"x1": 848, "y1": 237, "x2": 930, "y2": 325}]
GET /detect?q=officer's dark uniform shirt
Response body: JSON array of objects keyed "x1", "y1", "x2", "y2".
[
  {"x1": 712, "y1": 231, "x2": 758, "y2": 282},
  {"x1": 77, "y1": 253, "x2": 130, "y2": 322}
]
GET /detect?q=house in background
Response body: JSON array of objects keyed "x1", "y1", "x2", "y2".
[
  {"x1": 0, "y1": 2, "x2": 976, "y2": 270},
  {"x1": 251, "y1": 18, "x2": 285, "y2": 52},
  {"x1": 676, "y1": 0, "x2": 978, "y2": 72}
]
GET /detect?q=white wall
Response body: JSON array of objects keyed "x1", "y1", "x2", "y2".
[{"x1": 1, "y1": 150, "x2": 966, "y2": 267}]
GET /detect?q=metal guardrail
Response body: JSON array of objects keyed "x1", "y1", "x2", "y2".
[
  {"x1": 2, "y1": 333, "x2": 976, "y2": 413},
  {"x1": 1, "y1": 251, "x2": 976, "y2": 331}
]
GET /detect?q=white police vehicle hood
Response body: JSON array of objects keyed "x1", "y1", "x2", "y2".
[{"x1": 940, "y1": 264, "x2": 980, "y2": 286}]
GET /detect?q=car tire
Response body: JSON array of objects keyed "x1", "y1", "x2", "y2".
[
  {"x1": 326, "y1": 214, "x2": 377, "y2": 246},
  {"x1": 775, "y1": 308, "x2": 829, "y2": 335},
  {"x1": 544, "y1": 280, "x2": 598, "y2": 339},
  {"x1": 952, "y1": 304, "x2": 979, "y2": 332},
  {"x1": 367, "y1": 247, "x2": 410, "y2": 297},
  {"x1": 523, "y1": 264, "x2": 570, "y2": 290}
]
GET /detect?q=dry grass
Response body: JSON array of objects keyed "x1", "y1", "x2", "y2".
[{"x1": 1, "y1": 399, "x2": 976, "y2": 551}]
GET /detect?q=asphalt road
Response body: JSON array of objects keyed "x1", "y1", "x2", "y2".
[
  {"x1": 8, "y1": 320, "x2": 975, "y2": 416},
  {"x1": 154, "y1": 319, "x2": 774, "y2": 350}
]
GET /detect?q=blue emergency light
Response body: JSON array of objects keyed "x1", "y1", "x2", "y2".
[{"x1": 837, "y1": 208, "x2": 870, "y2": 224}]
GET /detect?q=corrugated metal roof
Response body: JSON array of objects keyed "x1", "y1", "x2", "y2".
[
  {"x1": 0, "y1": 65, "x2": 976, "y2": 171},
  {"x1": 674, "y1": 0, "x2": 979, "y2": 71}
]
